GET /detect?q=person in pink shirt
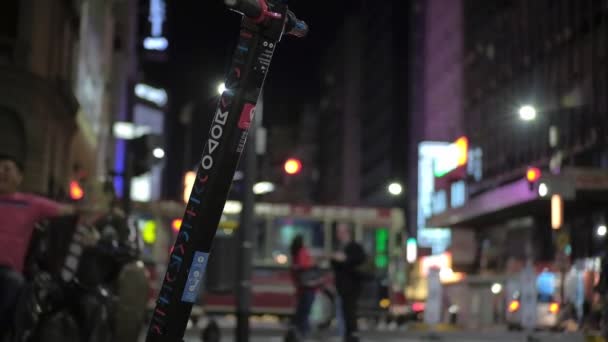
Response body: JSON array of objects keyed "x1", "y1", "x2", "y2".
[
  {"x1": 289, "y1": 234, "x2": 321, "y2": 339},
  {"x1": 0, "y1": 155, "x2": 76, "y2": 328}
]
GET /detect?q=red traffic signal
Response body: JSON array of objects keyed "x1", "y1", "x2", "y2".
[
  {"x1": 526, "y1": 167, "x2": 542, "y2": 183},
  {"x1": 69, "y1": 180, "x2": 84, "y2": 200},
  {"x1": 284, "y1": 158, "x2": 302, "y2": 175}
]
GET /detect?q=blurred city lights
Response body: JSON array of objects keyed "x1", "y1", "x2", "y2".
[
  {"x1": 538, "y1": 182, "x2": 549, "y2": 197},
  {"x1": 388, "y1": 182, "x2": 403, "y2": 196},
  {"x1": 491, "y1": 283, "x2": 503, "y2": 294},
  {"x1": 183, "y1": 171, "x2": 196, "y2": 203},
  {"x1": 69, "y1": 180, "x2": 84, "y2": 200},
  {"x1": 253, "y1": 181, "x2": 275, "y2": 195},
  {"x1": 135, "y1": 83, "x2": 168, "y2": 106},
  {"x1": 406, "y1": 237, "x2": 417, "y2": 263},
  {"x1": 597, "y1": 225, "x2": 607, "y2": 237},
  {"x1": 171, "y1": 218, "x2": 182, "y2": 233},
  {"x1": 143, "y1": 37, "x2": 168, "y2": 51},
  {"x1": 224, "y1": 200, "x2": 242, "y2": 214},
  {"x1": 519, "y1": 105, "x2": 537, "y2": 121},
  {"x1": 508, "y1": 300, "x2": 520, "y2": 312},
  {"x1": 551, "y1": 194, "x2": 563, "y2": 230},
  {"x1": 142, "y1": 220, "x2": 157, "y2": 244},
  {"x1": 284, "y1": 158, "x2": 302, "y2": 175},
  {"x1": 112, "y1": 122, "x2": 151, "y2": 140},
  {"x1": 526, "y1": 167, "x2": 542, "y2": 183},
  {"x1": 153, "y1": 147, "x2": 165, "y2": 159},
  {"x1": 275, "y1": 253, "x2": 288, "y2": 264},
  {"x1": 217, "y1": 82, "x2": 226, "y2": 95}
]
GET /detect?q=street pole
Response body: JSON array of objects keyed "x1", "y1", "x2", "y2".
[{"x1": 235, "y1": 93, "x2": 261, "y2": 342}]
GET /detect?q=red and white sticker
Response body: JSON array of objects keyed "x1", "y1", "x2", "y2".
[{"x1": 238, "y1": 103, "x2": 255, "y2": 129}]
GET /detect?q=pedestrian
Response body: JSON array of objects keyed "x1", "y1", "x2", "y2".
[
  {"x1": 289, "y1": 234, "x2": 321, "y2": 339},
  {"x1": 0, "y1": 154, "x2": 97, "y2": 333},
  {"x1": 330, "y1": 224, "x2": 366, "y2": 342}
]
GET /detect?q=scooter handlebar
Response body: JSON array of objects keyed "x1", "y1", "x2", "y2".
[
  {"x1": 224, "y1": 0, "x2": 263, "y2": 19},
  {"x1": 225, "y1": 0, "x2": 308, "y2": 37},
  {"x1": 285, "y1": 10, "x2": 308, "y2": 37}
]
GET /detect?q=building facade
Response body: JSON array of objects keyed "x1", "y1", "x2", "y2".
[
  {"x1": 317, "y1": 0, "x2": 409, "y2": 208},
  {"x1": 0, "y1": 0, "x2": 134, "y2": 197},
  {"x1": 413, "y1": 0, "x2": 608, "y2": 328}
]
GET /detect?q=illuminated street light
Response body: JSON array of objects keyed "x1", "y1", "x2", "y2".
[
  {"x1": 491, "y1": 283, "x2": 503, "y2": 294},
  {"x1": 388, "y1": 182, "x2": 403, "y2": 196},
  {"x1": 153, "y1": 147, "x2": 165, "y2": 159},
  {"x1": 538, "y1": 183, "x2": 549, "y2": 197},
  {"x1": 217, "y1": 82, "x2": 226, "y2": 95},
  {"x1": 519, "y1": 105, "x2": 537, "y2": 121},
  {"x1": 597, "y1": 225, "x2": 607, "y2": 237}
]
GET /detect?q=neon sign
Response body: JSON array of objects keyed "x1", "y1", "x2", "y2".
[
  {"x1": 418, "y1": 142, "x2": 452, "y2": 253},
  {"x1": 135, "y1": 83, "x2": 168, "y2": 106},
  {"x1": 145, "y1": 0, "x2": 168, "y2": 51},
  {"x1": 433, "y1": 136, "x2": 468, "y2": 178}
]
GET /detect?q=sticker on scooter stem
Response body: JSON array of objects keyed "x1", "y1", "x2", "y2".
[
  {"x1": 181, "y1": 251, "x2": 210, "y2": 303},
  {"x1": 238, "y1": 103, "x2": 255, "y2": 129}
]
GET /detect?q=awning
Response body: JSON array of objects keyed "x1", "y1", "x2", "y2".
[{"x1": 426, "y1": 167, "x2": 608, "y2": 228}]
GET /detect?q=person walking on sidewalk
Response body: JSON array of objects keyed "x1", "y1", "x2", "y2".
[
  {"x1": 330, "y1": 224, "x2": 366, "y2": 342},
  {"x1": 289, "y1": 234, "x2": 322, "y2": 339}
]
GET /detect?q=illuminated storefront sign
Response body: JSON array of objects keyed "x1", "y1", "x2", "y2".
[
  {"x1": 135, "y1": 83, "x2": 168, "y2": 107},
  {"x1": 419, "y1": 252, "x2": 465, "y2": 284},
  {"x1": 433, "y1": 136, "x2": 468, "y2": 178},
  {"x1": 418, "y1": 142, "x2": 452, "y2": 253},
  {"x1": 450, "y1": 180, "x2": 466, "y2": 208}
]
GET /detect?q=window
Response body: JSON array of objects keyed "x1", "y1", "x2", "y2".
[{"x1": 271, "y1": 217, "x2": 324, "y2": 260}]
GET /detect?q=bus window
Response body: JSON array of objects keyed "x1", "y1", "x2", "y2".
[{"x1": 271, "y1": 218, "x2": 324, "y2": 263}]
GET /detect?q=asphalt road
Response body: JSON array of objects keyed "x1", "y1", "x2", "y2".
[{"x1": 178, "y1": 327, "x2": 587, "y2": 342}]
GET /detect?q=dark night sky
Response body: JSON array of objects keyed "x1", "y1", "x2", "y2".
[
  {"x1": 146, "y1": 1, "x2": 359, "y2": 197},
  {"x1": 150, "y1": 0, "x2": 358, "y2": 122}
]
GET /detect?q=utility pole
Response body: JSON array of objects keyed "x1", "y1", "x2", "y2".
[{"x1": 235, "y1": 92, "x2": 261, "y2": 342}]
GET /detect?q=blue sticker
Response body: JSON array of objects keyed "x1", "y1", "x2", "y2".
[{"x1": 181, "y1": 251, "x2": 209, "y2": 303}]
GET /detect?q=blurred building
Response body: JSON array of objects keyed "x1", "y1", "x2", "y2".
[
  {"x1": 408, "y1": 0, "x2": 465, "y2": 253},
  {"x1": 0, "y1": 0, "x2": 136, "y2": 196},
  {"x1": 412, "y1": 0, "x2": 608, "y2": 328},
  {"x1": 317, "y1": 0, "x2": 409, "y2": 208}
]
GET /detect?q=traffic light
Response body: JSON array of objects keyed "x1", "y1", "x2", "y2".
[
  {"x1": 283, "y1": 158, "x2": 302, "y2": 175},
  {"x1": 526, "y1": 167, "x2": 541, "y2": 182},
  {"x1": 131, "y1": 133, "x2": 165, "y2": 177},
  {"x1": 526, "y1": 166, "x2": 541, "y2": 191},
  {"x1": 69, "y1": 180, "x2": 84, "y2": 201}
]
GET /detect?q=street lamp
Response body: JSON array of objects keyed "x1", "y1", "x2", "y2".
[
  {"x1": 388, "y1": 182, "x2": 403, "y2": 196},
  {"x1": 153, "y1": 147, "x2": 165, "y2": 159},
  {"x1": 217, "y1": 82, "x2": 226, "y2": 95},
  {"x1": 597, "y1": 225, "x2": 607, "y2": 237},
  {"x1": 519, "y1": 105, "x2": 537, "y2": 121},
  {"x1": 538, "y1": 182, "x2": 549, "y2": 197}
]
